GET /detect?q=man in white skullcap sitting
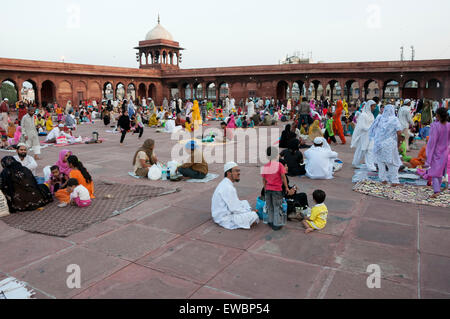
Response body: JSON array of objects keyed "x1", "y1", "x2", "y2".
[
  {"x1": 305, "y1": 137, "x2": 338, "y2": 180},
  {"x1": 211, "y1": 162, "x2": 259, "y2": 230}
]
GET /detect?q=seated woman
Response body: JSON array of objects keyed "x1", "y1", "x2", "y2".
[
  {"x1": 177, "y1": 141, "x2": 208, "y2": 180},
  {"x1": 55, "y1": 155, "x2": 95, "y2": 207},
  {"x1": 133, "y1": 139, "x2": 158, "y2": 178},
  {"x1": 308, "y1": 120, "x2": 323, "y2": 142},
  {"x1": 0, "y1": 156, "x2": 53, "y2": 214},
  {"x1": 279, "y1": 124, "x2": 297, "y2": 149},
  {"x1": 405, "y1": 137, "x2": 428, "y2": 168},
  {"x1": 280, "y1": 139, "x2": 306, "y2": 176}
]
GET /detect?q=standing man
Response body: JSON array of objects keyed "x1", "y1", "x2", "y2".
[
  {"x1": 225, "y1": 96, "x2": 230, "y2": 114},
  {"x1": 398, "y1": 99, "x2": 414, "y2": 151},
  {"x1": 21, "y1": 107, "x2": 41, "y2": 160},
  {"x1": 298, "y1": 97, "x2": 311, "y2": 130},
  {"x1": 0, "y1": 98, "x2": 9, "y2": 130}
]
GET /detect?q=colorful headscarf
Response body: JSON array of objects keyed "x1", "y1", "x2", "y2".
[{"x1": 55, "y1": 149, "x2": 72, "y2": 176}]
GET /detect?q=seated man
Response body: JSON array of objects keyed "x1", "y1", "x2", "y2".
[
  {"x1": 65, "y1": 110, "x2": 77, "y2": 129},
  {"x1": 305, "y1": 137, "x2": 338, "y2": 180},
  {"x1": 46, "y1": 123, "x2": 64, "y2": 143},
  {"x1": 177, "y1": 141, "x2": 208, "y2": 180},
  {"x1": 13, "y1": 143, "x2": 38, "y2": 176},
  {"x1": 212, "y1": 162, "x2": 259, "y2": 230}
]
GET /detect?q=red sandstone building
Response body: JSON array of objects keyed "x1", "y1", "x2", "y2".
[{"x1": 1, "y1": 20, "x2": 449, "y2": 107}]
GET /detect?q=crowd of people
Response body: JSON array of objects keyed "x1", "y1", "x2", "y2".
[{"x1": 0, "y1": 93, "x2": 449, "y2": 236}]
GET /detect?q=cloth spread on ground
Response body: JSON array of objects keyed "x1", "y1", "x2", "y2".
[
  {"x1": 186, "y1": 173, "x2": 219, "y2": 183},
  {"x1": 352, "y1": 165, "x2": 429, "y2": 186},
  {"x1": 353, "y1": 180, "x2": 450, "y2": 208},
  {"x1": 0, "y1": 181, "x2": 179, "y2": 237}
]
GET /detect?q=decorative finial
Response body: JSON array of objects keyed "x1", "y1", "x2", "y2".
[{"x1": 158, "y1": 14, "x2": 160, "y2": 24}]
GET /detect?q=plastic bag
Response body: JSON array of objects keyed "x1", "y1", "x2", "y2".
[{"x1": 148, "y1": 164, "x2": 162, "y2": 180}]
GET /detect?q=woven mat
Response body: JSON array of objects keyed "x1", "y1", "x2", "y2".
[
  {"x1": 0, "y1": 181, "x2": 179, "y2": 237},
  {"x1": 353, "y1": 180, "x2": 450, "y2": 208}
]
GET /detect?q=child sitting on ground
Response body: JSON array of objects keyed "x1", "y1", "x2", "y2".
[
  {"x1": 1, "y1": 135, "x2": 11, "y2": 149},
  {"x1": 47, "y1": 165, "x2": 68, "y2": 194},
  {"x1": 65, "y1": 178, "x2": 92, "y2": 208},
  {"x1": 302, "y1": 190, "x2": 328, "y2": 234}
]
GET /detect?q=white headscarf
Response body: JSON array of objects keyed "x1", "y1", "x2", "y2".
[
  {"x1": 369, "y1": 105, "x2": 402, "y2": 164},
  {"x1": 351, "y1": 100, "x2": 375, "y2": 149}
]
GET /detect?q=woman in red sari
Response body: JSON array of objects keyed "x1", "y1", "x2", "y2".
[{"x1": 333, "y1": 100, "x2": 346, "y2": 145}]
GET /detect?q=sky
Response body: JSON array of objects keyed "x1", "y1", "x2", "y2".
[{"x1": 1, "y1": 0, "x2": 449, "y2": 69}]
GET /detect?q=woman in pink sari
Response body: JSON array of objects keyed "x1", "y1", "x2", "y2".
[
  {"x1": 55, "y1": 149, "x2": 73, "y2": 176},
  {"x1": 426, "y1": 108, "x2": 450, "y2": 198},
  {"x1": 9, "y1": 126, "x2": 22, "y2": 146}
]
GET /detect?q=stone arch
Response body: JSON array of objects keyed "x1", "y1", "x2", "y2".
[
  {"x1": 103, "y1": 82, "x2": 114, "y2": 100},
  {"x1": 326, "y1": 80, "x2": 342, "y2": 101},
  {"x1": 207, "y1": 82, "x2": 216, "y2": 100},
  {"x1": 138, "y1": 83, "x2": 147, "y2": 101},
  {"x1": 183, "y1": 83, "x2": 192, "y2": 100},
  {"x1": 219, "y1": 82, "x2": 230, "y2": 100},
  {"x1": 194, "y1": 83, "x2": 203, "y2": 100},
  {"x1": 127, "y1": 83, "x2": 136, "y2": 101},
  {"x1": 276, "y1": 80, "x2": 288, "y2": 101},
  {"x1": 293, "y1": 80, "x2": 306, "y2": 100},
  {"x1": 148, "y1": 83, "x2": 157, "y2": 100},
  {"x1": 75, "y1": 80, "x2": 88, "y2": 104},
  {"x1": 424, "y1": 78, "x2": 443, "y2": 100},
  {"x1": 116, "y1": 83, "x2": 125, "y2": 100},
  {"x1": 1, "y1": 78, "x2": 19, "y2": 104},
  {"x1": 88, "y1": 81, "x2": 102, "y2": 101},
  {"x1": 168, "y1": 83, "x2": 179, "y2": 99},
  {"x1": 41, "y1": 80, "x2": 56, "y2": 106},
  {"x1": 363, "y1": 79, "x2": 380, "y2": 100},
  {"x1": 310, "y1": 80, "x2": 324, "y2": 100},
  {"x1": 344, "y1": 80, "x2": 359, "y2": 102},
  {"x1": 57, "y1": 80, "x2": 73, "y2": 108},
  {"x1": 21, "y1": 79, "x2": 37, "y2": 102},
  {"x1": 403, "y1": 79, "x2": 419, "y2": 99},
  {"x1": 382, "y1": 79, "x2": 400, "y2": 99}
]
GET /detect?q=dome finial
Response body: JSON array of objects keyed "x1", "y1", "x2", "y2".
[{"x1": 158, "y1": 14, "x2": 160, "y2": 24}]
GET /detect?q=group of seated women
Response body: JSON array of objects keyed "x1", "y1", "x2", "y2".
[{"x1": 0, "y1": 149, "x2": 95, "y2": 213}]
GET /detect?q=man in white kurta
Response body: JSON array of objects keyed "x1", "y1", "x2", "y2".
[
  {"x1": 212, "y1": 162, "x2": 259, "y2": 230},
  {"x1": 351, "y1": 100, "x2": 376, "y2": 170},
  {"x1": 398, "y1": 99, "x2": 414, "y2": 151},
  {"x1": 225, "y1": 97, "x2": 231, "y2": 114},
  {"x1": 305, "y1": 137, "x2": 338, "y2": 180},
  {"x1": 14, "y1": 143, "x2": 38, "y2": 176},
  {"x1": 21, "y1": 107, "x2": 41, "y2": 159},
  {"x1": 247, "y1": 99, "x2": 255, "y2": 118}
]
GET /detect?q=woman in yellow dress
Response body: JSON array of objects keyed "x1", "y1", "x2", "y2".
[
  {"x1": 191, "y1": 100, "x2": 202, "y2": 131},
  {"x1": 308, "y1": 120, "x2": 323, "y2": 141},
  {"x1": 45, "y1": 115, "x2": 54, "y2": 132}
]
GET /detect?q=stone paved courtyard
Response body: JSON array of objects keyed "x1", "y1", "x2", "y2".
[{"x1": 0, "y1": 121, "x2": 449, "y2": 299}]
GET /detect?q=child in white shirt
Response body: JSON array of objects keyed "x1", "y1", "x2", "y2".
[{"x1": 66, "y1": 178, "x2": 92, "y2": 208}]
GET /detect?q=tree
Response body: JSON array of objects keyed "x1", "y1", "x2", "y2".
[{"x1": 0, "y1": 82, "x2": 18, "y2": 105}]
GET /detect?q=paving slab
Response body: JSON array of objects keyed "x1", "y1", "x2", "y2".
[
  {"x1": 185, "y1": 221, "x2": 272, "y2": 250},
  {"x1": 363, "y1": 201, "x2": 418, "y2": 226},
  {"x1": 420, "y1": 253, "x2": 450, "y2": 294},
  {"x1": 0, "y1": 233, "x2": 72, "y2": 273},
  {"x1": 64, "y1": 219, "x2": 124, "y2": 244},
  {"x1": 286, "y1": 214, "x2": 352, "y2": 237},
  {"x1": 420, "y1": 206, "x2": 450, "y2": 227},
  {"x1": 138, "y1": 206, "x2": 211, "y2": 235},
  {"x1": 0, "y1": 220, "x2": 28, "y2": 242},
  {"x1": 208, "y1": 252, "x2": 322, "y2": 299},
  {"x1": 12, "y1": 247, "x2": 130, "y2": 299},
  {"x1": 322, "y1": 270, "x2": 417, "y2": 299},
  {"x1": 335, "y1": 239, "x2": 417, "y2": 285},
  {"x1": 137, "y1": 237, "x2": 242, "y2": 284},
  {"x1": 419, "y1": 224, "x2": 450, "y2": 257},
  {"x1": 355, "y1": 219, "x2": 417, "y2": 248},
  {"x1": 190, "y1": 286, "x2": 247, "y2": 299},
  {"x1": 84, "y1": 224, "x2": 178, "y2": 261},
  {"x1": 248, "y1": 228, "x2": 339, "y2": 267},
  {"x1": 73, "y1": 263, "x2": 200, "y2": 299}
]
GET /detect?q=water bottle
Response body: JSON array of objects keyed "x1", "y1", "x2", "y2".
[
  {"x1": 167, "y1": 167, "x2": 171, "y2": 180},
  {"x1": 162, "y1": 165, "x2": 167, "y2": 181}
]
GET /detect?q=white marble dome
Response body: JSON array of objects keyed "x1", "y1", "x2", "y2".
[{"x1": 145, "y1": 22, "x2": 174, "y2": 41}]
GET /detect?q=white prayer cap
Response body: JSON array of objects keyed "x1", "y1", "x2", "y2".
[
  {"x1": 224, "y1": 162, "x2": 238, "y2": 173},
  {"x1": 17, "y1": 143, "x2": 27, "y2": 149},
  {"x1": 3, "y1": 98, "x2": 8, "y2": 101},
  {"x1": 58, "y1": 124, "x2": 64, "y2": 128},
  {"x1": 404, "y1": 99, "x2": 411, "y2": 105},
  {"x1": 314, "y1": 137, "x2": 324, "y2": 145}
]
